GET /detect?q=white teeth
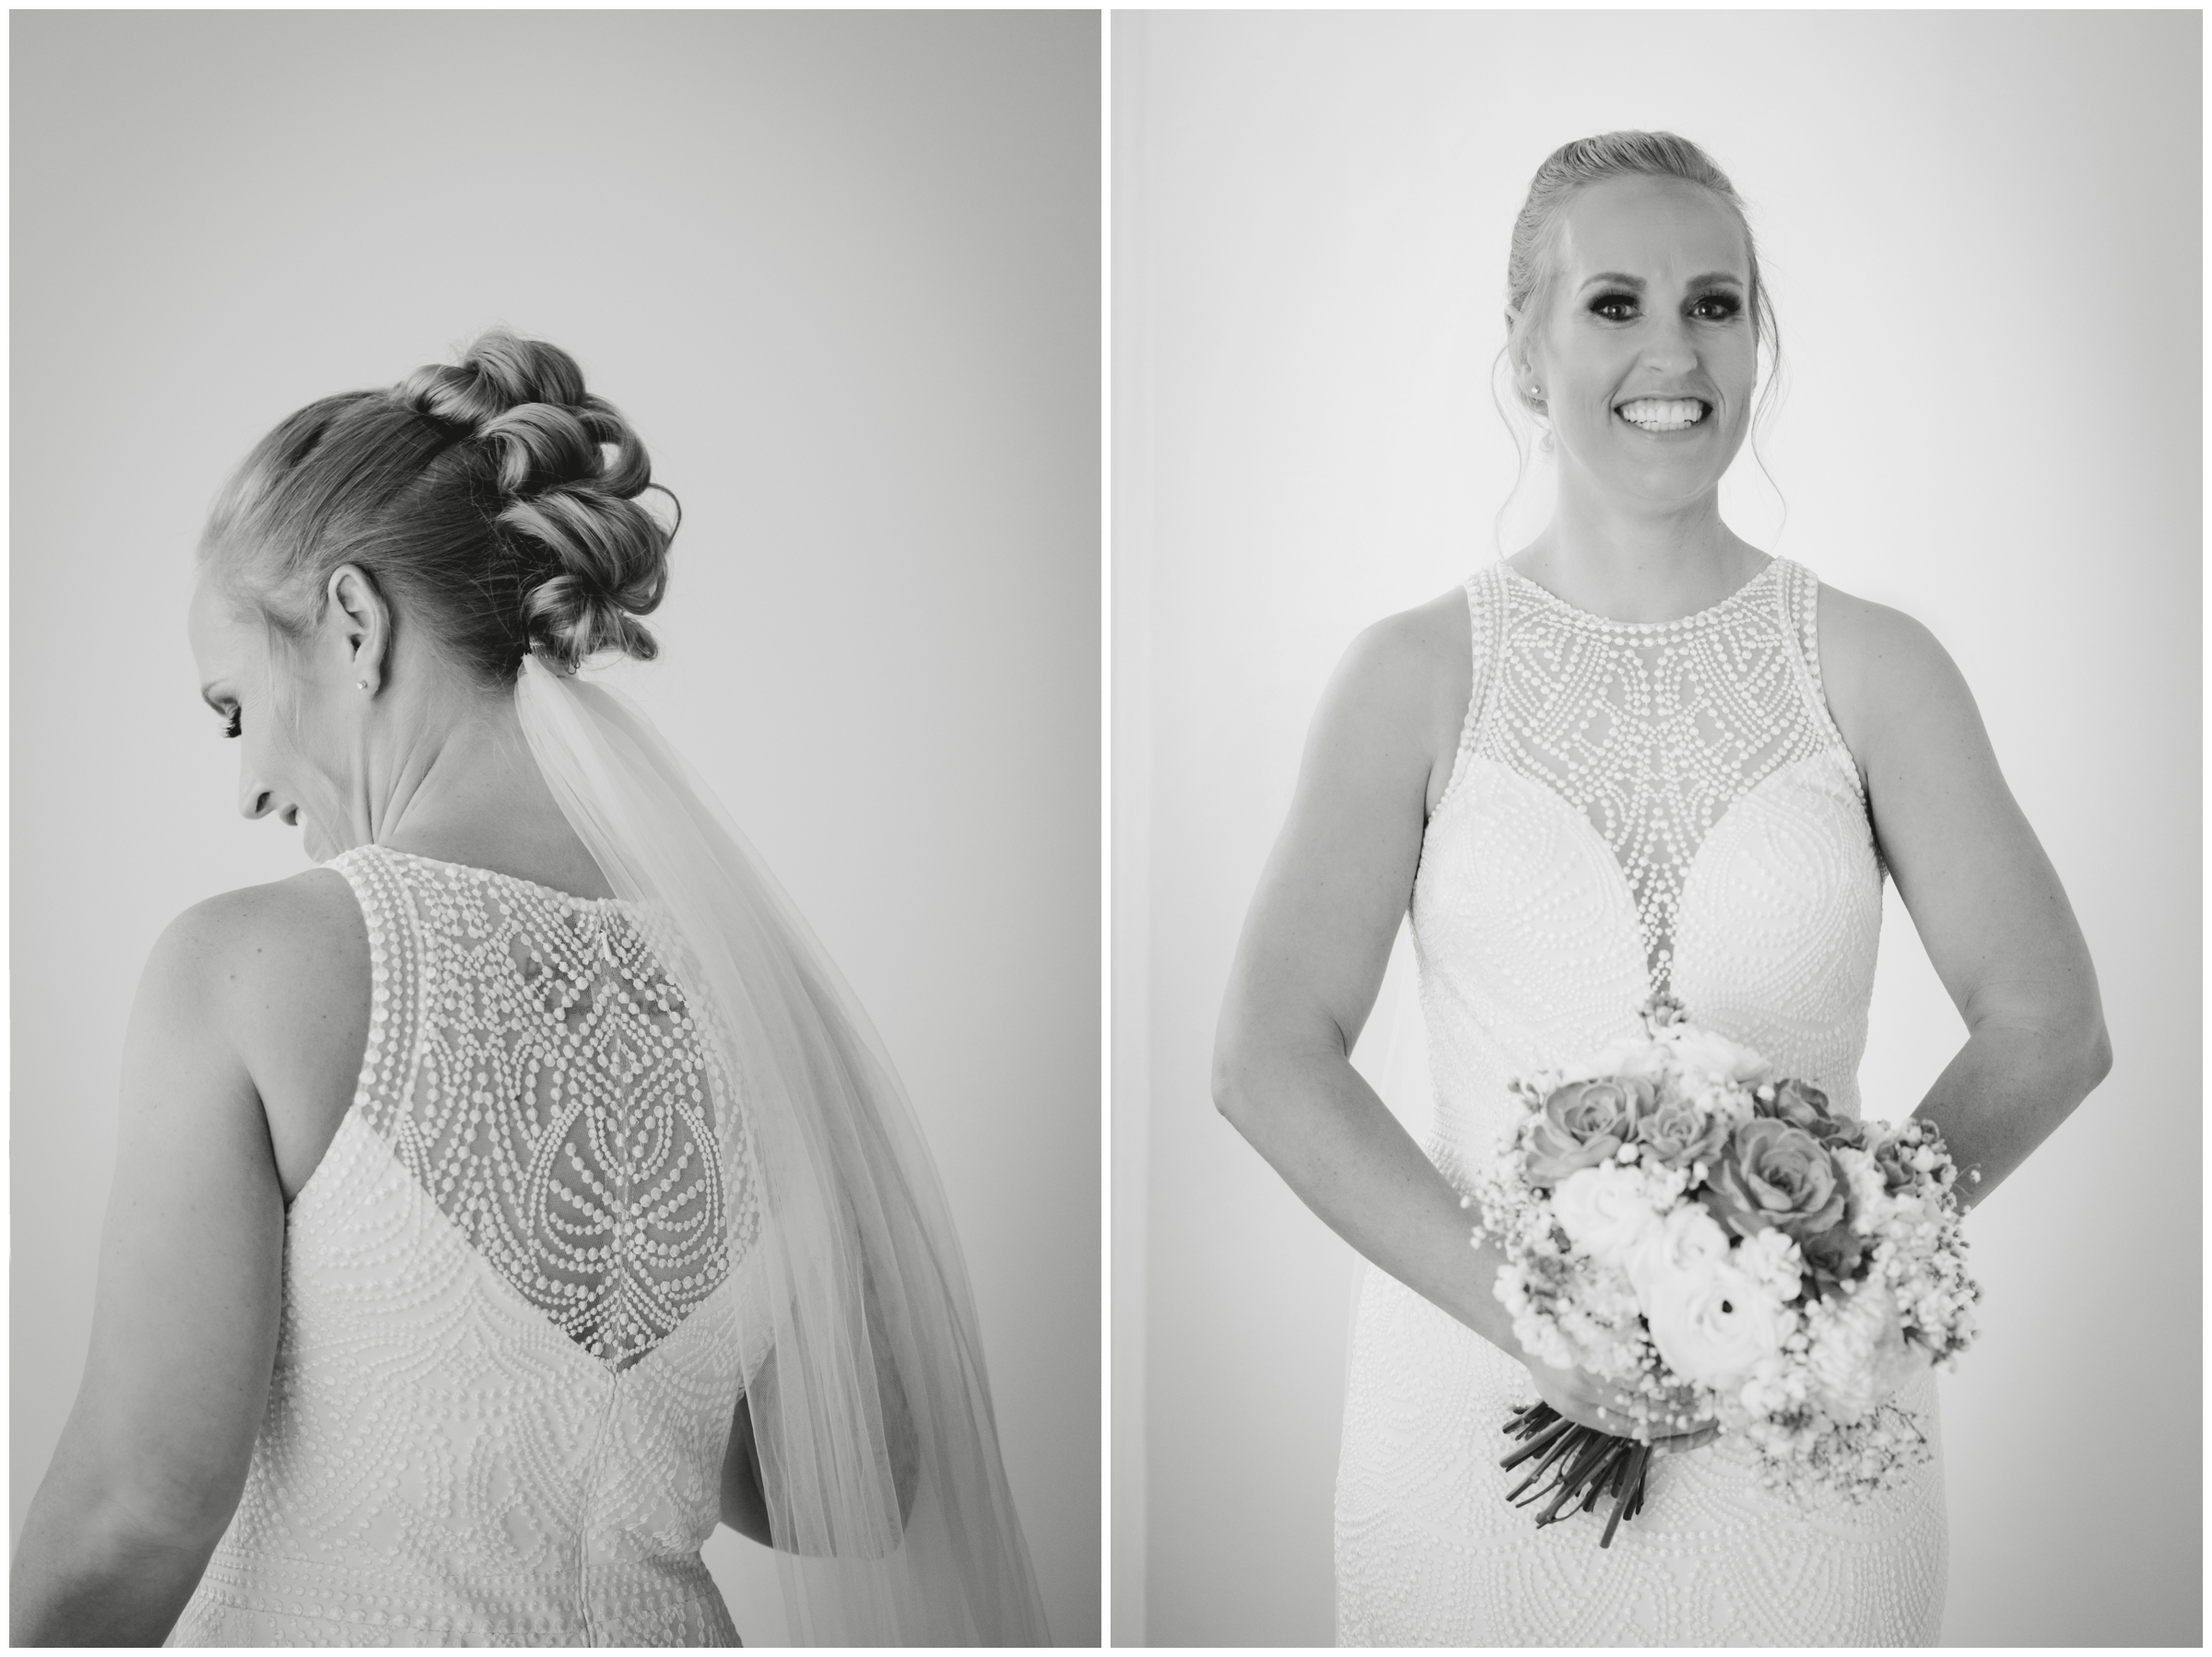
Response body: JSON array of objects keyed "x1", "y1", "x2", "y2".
[{"x1": 1618, "y1": 397, "x2": 1708, "y2": 432}]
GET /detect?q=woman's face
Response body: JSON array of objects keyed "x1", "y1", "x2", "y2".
[
  {"x1": 1524, "y1": 175, "x2": 1759, "y2": 512},
  {"x1": 188, "y1": 574, "x2": 360, "y2": 864}
]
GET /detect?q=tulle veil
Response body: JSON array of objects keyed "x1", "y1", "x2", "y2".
[{"x1": 513, "y1": 653, "x2": 1049, "y2": 1645}]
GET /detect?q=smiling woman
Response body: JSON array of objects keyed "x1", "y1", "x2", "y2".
[
  {"x1": 1209, "y1": 131, "x2": 2111, "y2": 1645},
  {"x1": 1500, "y1": 136, "x2": 1772, "y2": 615}
]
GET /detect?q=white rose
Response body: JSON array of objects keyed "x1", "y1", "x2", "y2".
[
  {"x1": 1662, "y1": 1024, "x2": 1772, "y2": 1087},
  {"x1": 1642, "y1": 1254, "x2": 1788, "y2": 1389},
  {"x1": 1551, "y1": 1165, "x2": 1662, "y2": 1266},
  {"x1": 1625, "y1": 1202, "x2": 1731, "y2": 1302},
  {"x1": 1561, "y1": 1036, "x2": 1669, "y2": 1086}
]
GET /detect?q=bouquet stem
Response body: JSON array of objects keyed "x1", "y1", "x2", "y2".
[{"x1": 1499, "y1": 1403, "x2": 1649, "y2": 1549}]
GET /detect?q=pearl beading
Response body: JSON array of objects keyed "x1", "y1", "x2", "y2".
[
  {"x1": 1334, "y1": 555, "x2": 1941, "y2": 1644},
  {"x1": 170, "y1": 844, "x2": 768, "y2": 1644},
  {"x1": 349, "y1": 849, "x2": 756, "y2": 1371},
  {"x1": 1440, "y1": 558, "x2": 1859, "y2": 1000}
]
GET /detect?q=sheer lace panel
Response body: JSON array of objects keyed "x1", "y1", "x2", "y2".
[
  {"x1": 1465, "y1": 558, "x2": 1841, "y2": 995},
  {"x1": 353, "y1": 851, "x2": 758, "y2": 1371},
  {"x1": 1344, "y1": 557, "x2": 1926, "y2": 1645}
]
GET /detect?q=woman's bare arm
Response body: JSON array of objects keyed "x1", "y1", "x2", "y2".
[
  {"x1": 13, "y1": 906, "x2": 285, "y2": 1641},
  {"x1": 1210, "y1": 594, "x2": 1526, "y2": 1345},
  {"x1": 1821, "y1": 588, "x2": 2112, "y2": 1206},
  {"x1": 12, "y1": 873, "x2": 364, "y2": 1645},
  {"x1": 1214, "y1": 594, "x2": 1723, "y2": 1443}
]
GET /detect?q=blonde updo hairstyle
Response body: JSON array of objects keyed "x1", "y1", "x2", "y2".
[
  {"x1": 1491, "y1": 132, "x2": 1785, "y2": 542},
  {"x1": 200, "y1": 329, "x2": 677, "y2": 685}
]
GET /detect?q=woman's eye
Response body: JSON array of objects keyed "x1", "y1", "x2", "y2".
[
  {"x1": 1692, "y1": 293, "x2": 1744, "y2": 322},
  {"x1": 221, "y1": 706, "x2": 241, "y2": 740},
  {"x1": 1590, "y1": 292, "x2": 1639, "y2": 322}
]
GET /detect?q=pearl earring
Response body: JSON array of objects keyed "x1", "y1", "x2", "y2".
[{"x1": 356, "y1": 679, "x2": 371, "y2": 691}]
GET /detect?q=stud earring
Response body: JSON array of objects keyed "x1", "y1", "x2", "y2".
[{"x1": 356, "y1": 679, "x2": 371, "y2": 692}]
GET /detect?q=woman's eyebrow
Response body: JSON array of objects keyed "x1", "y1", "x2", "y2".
[{"x1": 1576, "y1": 270, "x2": 1747, "y2": 292}]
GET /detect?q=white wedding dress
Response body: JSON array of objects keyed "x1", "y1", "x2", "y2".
[
  {"x1": 1334, "y1": 557, "x2": 1947, "y2": 1645},
  {"x1": 171, "y1": 845, "x2": 771, "y2": 1646}
]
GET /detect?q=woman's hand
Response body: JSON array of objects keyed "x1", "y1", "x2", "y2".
[{"x1": 1522, "y1": 1355, "x2": 1718, "y2": 1454}]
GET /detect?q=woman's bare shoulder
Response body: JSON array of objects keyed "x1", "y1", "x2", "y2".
[
  {"x1": 1301, "y1": 582, "x2": 1474, "y2": 815},
  {"x1": 146, "y1": 871, "x2": 368, "y2": 1079},
  {"x1": 1329, "y1": 584, "x2": 1473, "y2": 728},
  {"x1": 142, "y1": 869, "x2": 371, "y2": 1197},
  {"x1": 1814, "y1": 579, "x2": 1983, "y2": 767},
  {"x1": 153, "y1": 869, "x2": 365, "y2": 997}
]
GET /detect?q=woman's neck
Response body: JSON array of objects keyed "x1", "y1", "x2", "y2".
[
  {"x1": 1511, "y1": 479, "x2": 1765, "y2": 625},
  {"x1": 356, "y1": 686, "x2": 616, "y2": 899}
]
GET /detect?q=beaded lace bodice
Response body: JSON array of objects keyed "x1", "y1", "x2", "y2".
[
  {"x1": 362, "y1": 853, "x2": 755, "y2": 1372},
  {"x1": 1335, "y1": 558, "x2": 1947, "y2": 1646},
  {"x1": 1414, "y1": 556, "x2": 1886, "y2": 1177},
  {"x1": 1476, "y1": 558, "x2": 1854, "y2": 994},
  {"x1": 171, "y1": 846, "x2": 767, "y2": 1648}
]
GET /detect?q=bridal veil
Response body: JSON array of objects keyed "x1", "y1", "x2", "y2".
[{"x1": 514, "y1": 653, "x2": 1049, "y2": 1645}]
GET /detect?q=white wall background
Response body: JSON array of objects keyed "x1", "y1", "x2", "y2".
[
  {"x1": 10, "y1": 12, "x2": 1100, "y2": 1644},
  {"x1": 1113, "y1": 10, "x2": 2198, "y2": 1646}
]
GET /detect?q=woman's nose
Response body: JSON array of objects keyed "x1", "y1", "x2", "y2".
[
  {"x1": 238, "y1": 761, "x2": 277, "y2": 819},
  {"x1": 1642, "y1": 311, "x2": 1698, "y2": 371}
]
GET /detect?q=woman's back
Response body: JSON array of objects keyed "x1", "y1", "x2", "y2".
[{"x1": 171, "y1": 845, "x2": 765, "y2": 1647}]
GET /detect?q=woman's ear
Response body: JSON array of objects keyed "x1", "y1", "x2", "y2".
[{"x1": 324, "y1": 565, "x2": 391, "y2": 694}]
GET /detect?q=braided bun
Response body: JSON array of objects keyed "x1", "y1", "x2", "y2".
[{"x1": 203, "y1": 330, "x2": 683, "y2": 686}]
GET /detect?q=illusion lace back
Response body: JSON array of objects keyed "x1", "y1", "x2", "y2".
[
  {"x1": 170, "y1": 847, "x2": 770, "y2": 1647},
  {"x1": 1334, "y1": 558, "x2": 1947, "y2": 1646}
]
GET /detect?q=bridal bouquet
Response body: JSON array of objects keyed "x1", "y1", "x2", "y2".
[{"x1": 1465, "y1": 994, "x2": 1979, "y2": 1547}]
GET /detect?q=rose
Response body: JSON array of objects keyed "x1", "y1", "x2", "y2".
[
  {"x1": 1626, "y1": 1202, "x2": 1731, "y2": 1304},
  {"x1": 1869, "y1": 1133, "x2": 1920, "y2": 1194},
  {"x1": 1561, "y1": 1036, "x2": 1668, "y2": 1087},
  {"x1": 1757, "y1": 1078, "x2": 1869, "y2": 1150},
  {"x1": 1550, "y1": 1164, "x2": 1662, "y2": 1266},
  {"x1": 1795, "y1": 1218, "x2": 1866, "y2": 1296},
  {"x1": 1641, "y1": 1252, "x2": 1788, "y2": 1389},
  {"x1": 1663, "y1": 1025, "x2": 1773, "y2": 1088},
  {"x1": 1700, "y1": 1119, "x2": 1848, "y2": 1241},
  {"x1": 1635, "y1": 1093, "x2": 1732, "y2": 1171},
  {"x1": 1757, "y1": 1077, "x2": 1830, "y2": 1131},
  {"x1": 1524, "y1": 1077, "x2": 1655, "y2": 1185}
]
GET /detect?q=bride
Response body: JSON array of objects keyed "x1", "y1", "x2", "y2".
[
  {"x1": 10, "y1": 331, "x2": 1048, "y2": 1645},
  {"x1": 1213, "y1": 132, "x2": 2111, "y2": 1645}
]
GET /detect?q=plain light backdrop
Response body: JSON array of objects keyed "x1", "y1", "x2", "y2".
[
  {"x1": 1113, "y1": 9, "x2": 2198, "y2": 1647},
  {"x1": 10, "y1": 12, "x2": 1099, "y2": 1645}
]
